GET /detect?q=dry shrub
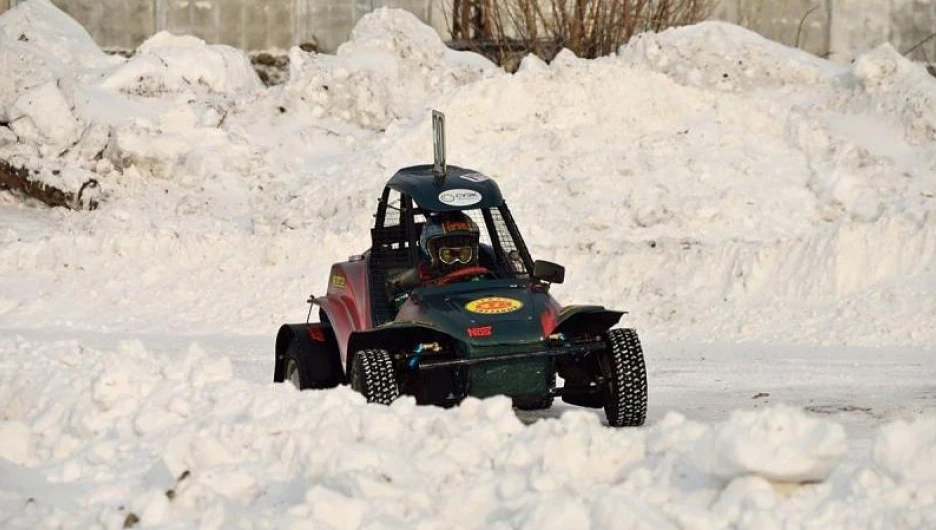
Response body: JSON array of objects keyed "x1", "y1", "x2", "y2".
[{"x1": 446, "y1": 0, "x2": 716, "y2": 68}]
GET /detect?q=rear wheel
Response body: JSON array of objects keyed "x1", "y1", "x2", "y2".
[
  {"x1": 351, "y1": 349, "x2": 400, "y2": 405},
  {"x1": 286, "y1": 358, "x2": 302, "y2": 388},
  {"x1": 281, "y1": 329, "x2": 343, "y2": 390},
  {"x1": 285, "y1": 340, "x2": 310, "y2": 390},
  {"x1": 599, "y1": 328, "x2": 648, "y2": 427}
]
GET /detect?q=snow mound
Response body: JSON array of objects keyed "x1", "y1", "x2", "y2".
[
  {"x1": 99, "y1": 31, "x2": 262, "y2": 98},
  {"x1": 0, "y1": 1, "x2": 267, "y2": 199},
  {"x1": 273, "y1": 8, "x2": 497, "y2": 130},
  {"x1": 694, "y1": 405, "x2": 847, "y2": 483},
  {"x1": 619, "y1": 22, "x2": 848, "y2": 91},
  {"x1": 3, "y1": 6, "x2": 936, "y2": 528},
  {"x1": 8, "y1": 81, "x2": 85, "y2": 158},
  {"x1": 2, "y1": 2, "x2": 935, "y2": 346},
  {"x1": 342, "y1": 6, "x2": 494, "y2": 73},
  {"x1": 852, "y1": 43, "x2": 936, "y2": 143},
  {"x1": 0, "y1": 421, "x2": 33, "y2": 465},
  {"x1": 0, "y1": 0, "x2": 111, "y2": 70},
  {"x1": 88, "y1": 33, "x2": 263, "y2": 182},
  {"x1": 2, "y1": 337, "x2": 934, "y2": 529},
  {"x1": 873, "y1": 417, "x2": 936, "y2": 482},
  {"x1": 0, "y1": 0, "x2": 118, "y2": 121},
  {"x1": 0, "y1": 339, "x2": 920, "y2": 530}
]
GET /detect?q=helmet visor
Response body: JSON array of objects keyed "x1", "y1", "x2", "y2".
[{"x1": 438, "y1": 246, "x2": 473, "y2": 265}]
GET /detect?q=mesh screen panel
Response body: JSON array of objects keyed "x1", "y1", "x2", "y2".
[
  {"x1": 384, "y1": 190, "x2": 401, "y2": 228},
  {"x1": 488, "y1": 207, "x2": 530, "y2": 277}
]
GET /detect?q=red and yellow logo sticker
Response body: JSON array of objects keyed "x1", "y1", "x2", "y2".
[{"x1": 465, "y1": 297, "x2": 523, "y2": 315}]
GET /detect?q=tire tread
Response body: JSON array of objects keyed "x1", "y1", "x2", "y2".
[
  {"x1": 353, "y1": 349, "x2": 400, "y2": 405},
  {"x1": 603, "y1": 328, "x2": 648, "y2": 427}
]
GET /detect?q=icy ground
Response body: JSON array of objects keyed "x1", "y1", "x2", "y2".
[{"x1": 1, "y1": 0, "x2": 936, "y2": 528}]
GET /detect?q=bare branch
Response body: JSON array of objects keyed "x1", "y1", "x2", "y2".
[
  {"x1": 795, "y1": 5, "x2": 819, "y2": 49},
  {"x1": 903, "y1": 32, "x2": 936, "y2": 57},
  {"x1": 442, "y1": 0, "x2": 715, "y2": 69}
]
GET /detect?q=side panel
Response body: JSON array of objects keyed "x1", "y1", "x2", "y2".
[
  {"x1": 553, "y1": 306, "x2": 623, "y2": 408},
  {"x1": 320, "y1": 259, "x2": 371, "y2": 365},
  {"x1": 537, "y1": 292, "x2": 563, "y2": 337},
  {"x1": 553, "y1": 306, "x2": 625, "y2": 336}
]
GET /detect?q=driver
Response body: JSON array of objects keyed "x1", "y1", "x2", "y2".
[{"x1": 418, "y1": 211, "x2": 488, "y2": 286}]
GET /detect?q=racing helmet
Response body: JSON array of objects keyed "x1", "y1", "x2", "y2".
[{"x1": 419, "y1": 212, "x2": 481, "y2": 271}]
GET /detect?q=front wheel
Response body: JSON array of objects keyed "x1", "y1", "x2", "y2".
[
  {"x1": 351, "y1": 349, "x2": 400, "y2": 405},
  {"x1": 285, "y1": 340, "x2": 309, "y2": 390},
  {"x1": 599, "y1": 328, "x2": 648, "y2": 427}
]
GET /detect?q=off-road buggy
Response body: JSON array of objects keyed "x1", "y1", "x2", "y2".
[{"x1": 273, "y1": 112, "x2": 648, "y2": 427}]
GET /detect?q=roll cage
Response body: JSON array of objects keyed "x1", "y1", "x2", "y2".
[{"x1": 368, "y1": 180, "x2": 536, "y2": 326}]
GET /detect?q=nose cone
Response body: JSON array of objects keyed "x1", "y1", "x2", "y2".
[{"x1": 412, "y1": 285, "x2": 546, "y2": 346}]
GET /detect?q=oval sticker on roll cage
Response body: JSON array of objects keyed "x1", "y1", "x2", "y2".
[
  {"x1": 466, "y1": 297, "x2": 523, "y2": 315},
  {"x1": 438, "y1": 189, "x2": 482, "y2": 207}
]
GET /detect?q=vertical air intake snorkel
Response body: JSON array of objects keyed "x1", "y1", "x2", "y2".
[{"x1": 432, "y1": 110, "x2": 447, "y2": 184}]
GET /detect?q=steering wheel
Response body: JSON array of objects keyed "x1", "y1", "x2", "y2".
[{"x1": 428, "y1": 266, "x2": 495, "y2": 286}]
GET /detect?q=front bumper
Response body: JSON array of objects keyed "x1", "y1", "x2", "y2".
[{"x1": 412, "y1": 338, "x2": 606, "y2": 370}]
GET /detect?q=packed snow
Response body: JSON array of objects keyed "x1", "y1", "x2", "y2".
[
  {"x1": 1, "y1": 0, "x2": 936, "y2": 528},
  {"x1": 3, "y1": 338, "x2": 936, "y2": 529}
]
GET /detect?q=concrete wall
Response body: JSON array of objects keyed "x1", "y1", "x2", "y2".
[
  {"x1": 712, "y1": 0, "x2": 830, "y2": 57},
  {"x1": 159, "y1": 0, "x2": 296, "y2": 50},
  {"x1": 0, "y1": 0, "x2": 933, "y2": 60},
  {"x1": 1, "y1": 0, "x2": 437, "y2": 52},
  {"x1": 298, "y1": 0, "x2": 355, "y2": 52},
  {"x1": 832, "y1": 0, "x2": 936, "y2": 61},
  {"x1": 891, "y1": 1, "x2": 936, "y2": 60},
  {"x1": 67, "y1": 0, "x2": 154, "y2": 49}
]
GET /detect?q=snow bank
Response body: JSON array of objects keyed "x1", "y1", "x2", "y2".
[
  {"x1": 0, "y1": 0, "x2": 110, "y2": 70},
  {"x1": 0, "y1": 0, "x2": 115, "y2": 121},
  {"x1": 1, "y1": 3, "x2": 935, "y2": 344},
  {"x1": 8, "y1": 81, "x2": 85, "y2": 158},
  {"x1": 271, "y1": 8, "x2": 497, "y2": 131},
  {"x1": 0, "y1": 0, "x2": 268, "y2": 203},
  {"x1": 873, "y1": 417, "x2": 936, "y2": 482},
  {"x1": 99, "y1": 31, "x2": 261, "y2": 98},
  {"x1": 1, "y1": 337, "x2": 934, "y2": 530},
  {"x1": 694, "y1": 406, "x2": 847, "y2": 483},
  {"x1": 852, "y1": 43, "x2": 936, "y2": 143},
  {"x1": 3, "y1": 7, "x2": 936, "y2": 528},
  {"x1": 618, "y1": 22, "x2": 848, "y2": 91},
  {"x1": 85, "y1": 31, "x2": 262, "y2": 183}
]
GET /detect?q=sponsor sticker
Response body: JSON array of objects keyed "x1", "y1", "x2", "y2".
[
  {"x1": 330, "y1": 274, "x2": 346, "y2": 289},
  {"x1": 443, "y1": 220, "x2": 473, "y2": 233},
  {"x1": 405, "y1": 319, "x2": 437, "y2": 328},
  {"x1": 382, "y1": 319, "x2": 438, "y2": 329},
  {"x1": 466, "y1": 297, "x2": 524, "y2": 315},
  {"x1": 461, "y1": 172, "x2": 490, "y2": 183},
  {"x1": 438, "y1": 189, "x2": 482, "y2": 207},
  {"x1": 468, "y1": 325, "x2": 493, "y2": 337}
]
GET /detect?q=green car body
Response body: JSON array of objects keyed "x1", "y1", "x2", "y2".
[{"x1": 274, "y1": 163, "x2": 647, "y2": 426}]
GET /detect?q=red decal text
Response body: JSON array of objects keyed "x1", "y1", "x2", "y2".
[{"x1": 468, "y1": 325, "x2": 493, "y2": 338}]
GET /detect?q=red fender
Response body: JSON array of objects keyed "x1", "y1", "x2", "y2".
[{"x1": 319, "y1": 259, "x2": 371, "y2": 366}]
